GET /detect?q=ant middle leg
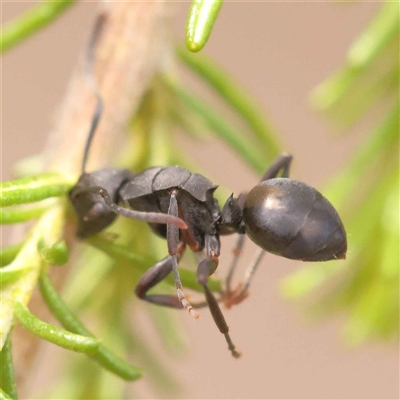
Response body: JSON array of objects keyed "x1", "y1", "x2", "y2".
[
  {"x1": 135, "y1": 243, "x2": 208, "y2": 309},
  {"x1": 135, "y1": 247, "x2": 184, "y2": 308},
  {"x1": 198, "y1": 235, "x2": 241, "y2": 358}
]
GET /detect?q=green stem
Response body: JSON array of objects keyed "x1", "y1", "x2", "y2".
[
  {"x1": 38, "y1": 272, "x2": 142, "y2": 381},
  {"x1": 1, "y1": 0, "x2": 76, "y2": 54},
  {"x1": 0, "y1": 173, "x2": 71, "y2": 207},
  {"x1": 177, "y1": 46, "x2": 281, "y2": 158},
  {"x1": 0, "y1": 335, "x2": 18, "y2": 400},
  {"x1": 37, "y1": 201, "x2": 69, "y2": 266},
  {"x1": 13, "y1": 301, "x2": 99, "y2": 354},
  {"x1": 186, "y1": 0, "x2": 223, "y2": 52}
]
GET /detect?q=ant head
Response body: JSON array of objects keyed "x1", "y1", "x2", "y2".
[
  {"x1": 243, "y1": 178, "x2": 347, "y2": 261},
  {"x1": 69, "y1": 169, "x2": 130, "y2": 238},
  {"x1": 69, "y1": 180, "x2": 117, "y2": 239}
]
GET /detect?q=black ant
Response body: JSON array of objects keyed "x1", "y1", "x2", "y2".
[{"x1": 69, "y1": 14, "x2": 347, "y2": 358}]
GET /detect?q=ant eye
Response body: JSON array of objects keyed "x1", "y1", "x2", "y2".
[
  {"x1": 243, "y1": 178, "x2": 347, "y2": 261},
  {"x1": 88, "y1": 202, "x2": 104, "y2": 218}
]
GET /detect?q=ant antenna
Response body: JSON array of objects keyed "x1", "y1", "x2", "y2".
[{"x1": 81, "y1": 13, "x2": 107, "y2": 174}]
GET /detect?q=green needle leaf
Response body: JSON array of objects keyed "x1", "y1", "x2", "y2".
[
  {"x1": 1, "y1": 206, "x2": 70, "y2": 349},
  {"x1": 39, "y1": 272, "x2": 143, "y2": 381},
  {"x1": 0, "y1": 335, "x2": 18, "y2": 400},
  {"x1": 86, "y1": 235, "x2": 154, "y2": 267},
  {"x1": 0, "y1": 201, "x2": 50, "y2": 224},
  {"x1": 176, "y1": 46, "x2": 282, "y2": 158},
  {"x1": 347, "y1": 2, "x2": 399, "y2": 69},
  {"x1": 311, "y1": 68, "x2": 357, "y2": 112},
  {"x1": 0, "y1": 173, "x2": 71, "y2": 207},
  {"x1": 0, "y1": 243, "x2": 24, "y2": 267},
  {"x1": 14, "y1": 301, "x2": 99, "y2": 354},
  {"x1": 0, "y1": 264, "x2": 33, "y2": 286},
  {"x1": 1, "y1": 0, "x2": 76, "y2": 54},
  {"x1": 186, "y1": 0, "x2": 223, "y2": 52},
  {"x1": 311, "y1": 3, "x2": 399, "y2": 116},
  {"x1": 168, "y1": 80, "x2": 268, "y2": 173}
]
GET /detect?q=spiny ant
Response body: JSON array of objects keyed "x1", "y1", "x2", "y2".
[{"x1": 69, "y1": 14, "x2": 347, "y2": 358}]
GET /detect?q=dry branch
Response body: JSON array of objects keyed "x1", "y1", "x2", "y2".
[{"x1": 13, "y1": 1, "x2": 173, "y2": 394}]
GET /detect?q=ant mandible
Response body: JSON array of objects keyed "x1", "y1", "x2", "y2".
[{"x1": 69, "y1": 14, "x2": 347, "y2": 358}]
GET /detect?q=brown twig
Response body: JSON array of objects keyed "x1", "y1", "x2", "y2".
[
  {"x1": 13, "y1": 1, "x2": 173, "y2": 394},
  {"x1": 44, "y1": 1, "x2": 172, "y2": 175}
]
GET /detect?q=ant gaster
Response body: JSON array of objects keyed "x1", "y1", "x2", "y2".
[{"x1": 69, "y1": 14, "x2": 347, "y2": 358}]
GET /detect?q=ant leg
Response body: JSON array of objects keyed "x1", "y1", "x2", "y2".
[
  {"x1": 238, "y1": 248, "x2": 265, "y2": 298},
  {"x1": 225, "y1": 234, "x2": 246, "y2": 295},
  {"x1": 260, "y1": 152, "x2": 293, "y2": 181},
  {"x1": 136, "y1": 255, "x2": 178, "y2": 307},
  {"x1": 135, "y1": 245, "x2": 208, "y2": 309},
  {"x1": 198, "y1": 235, "x2": 241, "y2": 358},
  {"x1": 72, "y1": 186, "x2": 187, "y2": 229},
  {"x1": 136, "y1": 251, "x2": 183, "y2": 308},
  {"x1": 167, "y1": 191, "x2": 199, "y2": 319},
  {"x1": 225, "y1": 248, "x2": 265, "y2": 308}
]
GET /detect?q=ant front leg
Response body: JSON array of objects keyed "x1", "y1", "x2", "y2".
[
  {"x1": 100, "y1": 188, "x2": 187, "y2": 229},
  {"x1": 167, "y1": 191, "x2": 199, "y2": 319},
  {"x1": 70, "y1": 181, "x2": 187, "y2": 239},
  {"x1": 198, "y1": 235, "x2": 241, "y2": 358}
]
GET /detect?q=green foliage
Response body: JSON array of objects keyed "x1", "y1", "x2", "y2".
[
  {"x1": 38, "y1": 272, "x2": 143, "y2": 380},
  {"x1": 176, "y1": 46, "x2": 281, "y2": 157},
  {"x1": 0, "y1": 173, "x2": 71, "y2": 207},
  {"x1": 14, "y1": 301, "x2": 100, "y2": 353},
  {"x1": 1, "y1": 0, "x2": 76, "y2": 54},
  {"x1": 2, "y1": 1, "x2": 398, "y2": 398},
  {"x1": 282, "y1": 1, "x2": 399, "y2": 346},
  {"x1": 186, "y1": 0, "x2": 223, "y2": 52},
  {"x1": 0, "y1": 336, "x2": 17, "y2": 400}
]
